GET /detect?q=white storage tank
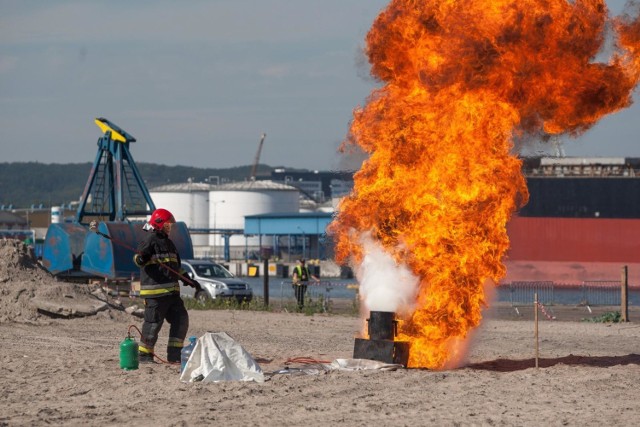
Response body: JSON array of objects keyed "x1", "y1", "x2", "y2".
[
  {"x1": 51, "y1": 206, "x2": 62, "y2": 224},
  {"x1": 209, "y1": 181, "x2": 300, "y2": 256},
  {"x1": 149, "y1": 182, "x2": 210, "y2": 246}
]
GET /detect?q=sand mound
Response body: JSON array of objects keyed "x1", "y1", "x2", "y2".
[
  {"x1": 0, "y1": 239, "x2": 130, "y2": 324},
  {"x1": 0, "y1": 238, "x2": 45, "y2": 279}
]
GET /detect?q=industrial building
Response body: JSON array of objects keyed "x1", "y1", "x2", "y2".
[
  {"x1": 149, "y1": 179, "x2": 333, "y2": 262},
  {"x1": 269, "y1": 168, "x2": 354, "y2": 202},
  {"x1": 0, "y1": 211, "x2": 28, "y2": 231},
  {"x1": 2, "y1": 177, "x2": 342, "y2": 267}
]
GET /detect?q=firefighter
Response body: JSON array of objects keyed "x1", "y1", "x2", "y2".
[
  {"x1": 133, "y1": 208, "x2": 199, "y2": 363},
  {"x1": 291, "y1": 258, "x2": 319, "y2": 310}
]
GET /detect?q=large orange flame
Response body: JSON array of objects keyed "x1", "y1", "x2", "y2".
[{"x1": 329, "y1": 0, "x2": 640, "y2": 369}]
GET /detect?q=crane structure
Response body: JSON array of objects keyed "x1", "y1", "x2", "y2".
[
  {"x1": 42, "y1": 118, "x2": 193, "y2": 280},
  {"x1": 250, "y1": 133, "x2": 267, "y2": 181},
  {"x1": 76, "y1": 117, "x2": 155, "y2": 223}
]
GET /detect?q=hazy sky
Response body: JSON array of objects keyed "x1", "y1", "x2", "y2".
[{"x1": 0, "y1": 1, "x2": 638, "y2": 171}]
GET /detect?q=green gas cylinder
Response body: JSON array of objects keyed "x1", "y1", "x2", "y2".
[{"x1": 119, "y1": 335, "x2": 139, "y2": 370}]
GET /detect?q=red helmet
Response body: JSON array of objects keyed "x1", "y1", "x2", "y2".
[{"x1": 148, "y1": 208, "x2": 175, "y2": 230}]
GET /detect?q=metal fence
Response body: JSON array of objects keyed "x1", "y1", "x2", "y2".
[
  {"x1": 581, "y1": 281, "x2": 621, "y2": 311},
  {"x1": 278, "y1": 280, "x2": 357, "y2": 312},
  {"x1": 509, "y1": 281, "x2": 555, "y2": 306},
  {"x1": 508, "y1": 280, "x2": 622, "y2": 310}
]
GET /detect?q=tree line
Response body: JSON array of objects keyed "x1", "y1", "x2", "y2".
[{"x1": 0, "y1": 162, "x2": 280, "y2": 208}]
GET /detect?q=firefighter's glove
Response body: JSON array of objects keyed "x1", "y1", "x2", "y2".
[
  {"x1": 133, "y1": 254, "x2": 145, "y2": 267},
  {"x1": 188, "y1": 279, "x2": 202, "y2": 291}
]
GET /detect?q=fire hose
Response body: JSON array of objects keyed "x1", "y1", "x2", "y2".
[{"x1": 88, "y1": 220, "x2": 201, "y2": 291}]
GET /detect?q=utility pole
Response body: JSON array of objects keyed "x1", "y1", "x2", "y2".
[{"x1": 212, "y1": 200, "x2": 225, "y2": 259}]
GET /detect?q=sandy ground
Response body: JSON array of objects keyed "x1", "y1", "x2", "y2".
[
  {"x1": 1, "y1": 239, "x2": 640, "y2": 426},
  {"x1": 1, "y1": 305, "x2": 639, "y2": 426}
]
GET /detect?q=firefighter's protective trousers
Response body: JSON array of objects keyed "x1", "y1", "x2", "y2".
[{"x1": 139, "y1": 294, "x2": 189, "y2": 362}]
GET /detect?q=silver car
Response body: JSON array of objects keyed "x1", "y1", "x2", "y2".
[{"x1": 179, "y1": 259, "x2": 253, "y2": 303}]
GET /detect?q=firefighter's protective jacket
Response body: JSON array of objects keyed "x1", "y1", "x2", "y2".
[{"x1": 135, "y1": 231, "x2": 182, "y2": 298}]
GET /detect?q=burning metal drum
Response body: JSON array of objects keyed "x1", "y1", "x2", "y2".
[{"x1": 353, "y1": 310, "x2": 410, "y2": 366}]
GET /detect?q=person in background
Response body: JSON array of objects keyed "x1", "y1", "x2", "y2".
[
  {"x1": 134, "y1": 208, "x2": 200, "y2": 363},
  {"x1": 291, "y1": 258, "x2": 319, "y2": 310}
]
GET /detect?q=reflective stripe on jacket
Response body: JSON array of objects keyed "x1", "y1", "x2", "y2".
[{"x1": 139, "y1": 282, "x2": 181, "y2": 297}]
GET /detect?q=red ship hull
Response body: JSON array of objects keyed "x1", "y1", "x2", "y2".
[{"x1": 504, "y1": 216, "x2": 640, "y2": 286}]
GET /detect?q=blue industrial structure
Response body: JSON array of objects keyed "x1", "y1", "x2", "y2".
[
  {"x1": 188, "y1": 227, "x2": 244, "y2": 262},
  {"x1": 244, "y1": 212, "x2": 333, "y2": 261}
]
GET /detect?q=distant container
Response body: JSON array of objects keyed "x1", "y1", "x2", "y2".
[{"x1": 51, "y1": 206, "x2": 62, "y2": 224}]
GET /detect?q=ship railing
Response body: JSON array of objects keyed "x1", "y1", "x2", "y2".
[
  {"x1": 581, "y1": 280, "x2": 621, "y2": 312},
  {"x1": 508, "y1": 281, "x2": 555, "y2": 316},
  {"x1": 524, "y1": 163, "x2": 640, "y2": 177}
]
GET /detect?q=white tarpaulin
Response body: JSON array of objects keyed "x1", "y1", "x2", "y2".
[
  {"x1": 179, "y1": 332, "x2": 265, "y2": 383},
  {"x1": 329, "y1": 358, "x2": 404, "y2": 371}
]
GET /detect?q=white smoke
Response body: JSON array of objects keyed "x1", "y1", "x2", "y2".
[{"x1": 353, "y1": 233, "x2": 420, "y2": 315}]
